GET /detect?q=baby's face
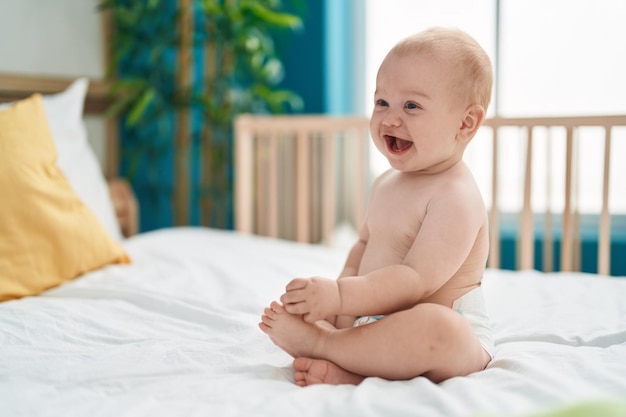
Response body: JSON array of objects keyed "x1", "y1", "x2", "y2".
[{"x1": 370, "y1": 52, "x2": 468, "y2": 174}]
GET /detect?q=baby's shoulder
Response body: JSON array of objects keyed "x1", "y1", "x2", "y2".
[{"x1": 430, "y1": 170, "x2": 486, "y2": 215}]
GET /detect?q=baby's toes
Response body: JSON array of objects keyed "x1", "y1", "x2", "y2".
[
  {"x1": 260, "y1": 311, "x2": 275, "y2": 327},
  {"x1": 270, "y1": 301, "x2": 286, "y2": 314},
  {"x1": 263, "y1": 307, "x2": 277, "y2": 319}
]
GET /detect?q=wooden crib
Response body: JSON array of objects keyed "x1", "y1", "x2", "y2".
[
  {"x1": 234, "y1": 113, "x2": 626, "y2": 276},
  {"x1": 234, "y1": 115, "x2": 371, "y2": 245},
  {"x1": 2, "y1": 73, "x2": 623, "y2": 275}
]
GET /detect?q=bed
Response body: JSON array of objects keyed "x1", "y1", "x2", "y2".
[{"x1": 1, "y1": 73, "x2": 625, "y2": 417}]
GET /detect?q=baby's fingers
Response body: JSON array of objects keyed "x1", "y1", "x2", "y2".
[
  {"x1": 283, "y1": 301, "x2": 309, "y2": 315},
  {"x1": 280, "y1": 289, "x2": 304, "y2": 305},
  {"x1": 285, "y1": 278, "x2": 308, "y2": 292}
]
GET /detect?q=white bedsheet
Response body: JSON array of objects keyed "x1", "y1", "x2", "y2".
[{"x1": 1, "y1": 227, "x2": 625, "y2": 417}]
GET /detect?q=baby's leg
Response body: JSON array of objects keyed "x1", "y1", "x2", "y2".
[
  {"x1": 260, "y1": 302, "x2": 489, "y2": 382},
  {"x1": 329, "y1": 303, "x2": 490, "y2": 382}
]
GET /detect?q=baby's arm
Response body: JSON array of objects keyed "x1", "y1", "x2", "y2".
[
  {"x1": 280, "y1": 264, "x2": 420, "y2": 323},
  {"x1": 280, "y1": 227, "x2": 368, "y2": 326},
  {"x1": 334, "y1": 236, "x2": 367, "y2": 328}
]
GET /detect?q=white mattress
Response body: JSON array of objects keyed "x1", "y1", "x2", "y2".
[{"x1": 1, "y1": 227, "x2": 625, "y2": 417}]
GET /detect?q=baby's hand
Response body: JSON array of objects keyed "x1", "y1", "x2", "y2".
[{"x1": 280, "y1": 277, "x2": 341, "y2": 323}]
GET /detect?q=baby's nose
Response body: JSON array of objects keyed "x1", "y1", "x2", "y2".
[{"x1": 382, "y1": 112, "x2": 402, "y2": 127}]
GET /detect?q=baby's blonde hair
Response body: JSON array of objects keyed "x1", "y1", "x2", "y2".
[{"x1": 389, "y1": 27, "x2": 493, "y2": 111}]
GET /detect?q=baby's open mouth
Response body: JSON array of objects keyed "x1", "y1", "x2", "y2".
[{"x1": 385, "y1": 135, "x2": 413, "y2": 153}]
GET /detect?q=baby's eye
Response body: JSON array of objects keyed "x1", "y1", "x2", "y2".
[
  {"x1": 405, "y1": 102, "x2": 421, "y2": 110},
  {"x1": 375, "y1": 99, "x2": 389, "y2": 107}
]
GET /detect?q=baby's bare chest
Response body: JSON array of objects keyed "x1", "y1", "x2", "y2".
[{"x1": 364, "y1": 185, "x2": 429, "y2": 260}]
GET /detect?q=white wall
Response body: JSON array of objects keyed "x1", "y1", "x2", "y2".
[
  {"x1": 0, "y1": 0, "x2": 104, "y2": 77},
  {"x1": 0, "y1": 0, "x2": 108, "y2": 165}
]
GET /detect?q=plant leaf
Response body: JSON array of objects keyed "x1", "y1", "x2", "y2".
[
  {"x1": 127, "y1": 88, "x2": 156, "y2": 126},
  {"x1": 246, "y1": 3, "x2": 303, "y2": 29}
]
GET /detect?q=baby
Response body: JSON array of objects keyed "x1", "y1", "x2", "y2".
[{"x1": 260, "y1": 27, "x2": 494, "y2": 386}]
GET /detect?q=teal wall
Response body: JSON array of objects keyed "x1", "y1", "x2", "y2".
[
  {"x1": 276, "y1": 0, "x2": 362, "y2": 115},
  {"x1": 274, "y1": 0, "x2": 325, "y2": 113}
]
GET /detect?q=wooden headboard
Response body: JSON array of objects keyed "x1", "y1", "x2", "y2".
[
  {"x1": 0, "y1": 72, "x2": 118, "y2": 178},
  {"x1": 235, "y1": 113, "x2": 626, "y2": 275},
  {"x1": 0, "y1": 73, "x2": 109, "y2": 111}
]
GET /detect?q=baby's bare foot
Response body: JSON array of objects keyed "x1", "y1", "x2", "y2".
[
  {"x1": 293, "y1": 357, "x2": 365, "y2": 386},
  {"x1": 259, "y1": 301, "x2": 329, "y2": 358}
]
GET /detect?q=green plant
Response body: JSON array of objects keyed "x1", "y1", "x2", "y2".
[{"x1": 98, "y1": 0, "x2": 304, "y2": 230}]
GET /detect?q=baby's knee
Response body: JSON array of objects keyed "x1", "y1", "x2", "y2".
[{"x1": 406, "y1": 303, "x2": 470, "y2": 340}]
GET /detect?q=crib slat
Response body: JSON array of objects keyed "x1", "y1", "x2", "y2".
[
  {"x1": 310, "y1": 135, "x2": 321, "y2": 243},
  {"x1": 543, "y1": 210, "x2": 554, "y2": 272},
  {"x1": 561, "y1": 127, "x2": 575, "y2": 272},
  {"x1": 353, "y1": 128, "x2": 368, "y2": 229},
  {"x1": 296, "y1": 129, "x2": 310, "y2": 243},
  {"x1": 267, "y1": 132, "x2": 279, "y2": 238},
  {"x1": 543, "y1": 130, "x2": 554, "y2": 272},
  {"x1": 234, "y1": 117, "x2": 254, "y2": 235},
  {"x1": 488, "y1": 128, "x2": 500, "y2": 270},
  {"x1": 282, "y1": 135, "x2": 297, "y2": 239},
  {"x1": 321, "y1": 132, "x2": 337, "y2": 245},
  {"x1": 572, "y1": 135, "x2": 582, "y2": 272},
  {"x1": 255, "y1": 134, "x2": 268, "y2": 236},
  {"x1": 598, "y1": 127, "x2": 612, "y2": 275},
  {"x1": 519, "y1": 128, "x2": 534, "y2": 270}
]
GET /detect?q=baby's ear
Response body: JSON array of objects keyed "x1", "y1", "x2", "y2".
[{"x1": 457, "y1": 104, "x2": 485, "y2": 143}]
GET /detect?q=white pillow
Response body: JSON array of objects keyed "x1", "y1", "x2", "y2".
[{"x1": 0, "y1": 78, "x2": 123, "y2": 241}]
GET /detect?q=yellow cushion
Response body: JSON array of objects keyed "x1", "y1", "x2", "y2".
[{"x1": 0, "y1": 94, "x2": 130, "y2": 302}]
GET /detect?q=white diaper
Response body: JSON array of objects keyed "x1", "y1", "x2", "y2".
[
  {"x1": 353, "y1": 315, "x2": 385, "y2": 327},
  {"x1": 452, "y1": 286, "x2": 494, "y2": 359}
]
